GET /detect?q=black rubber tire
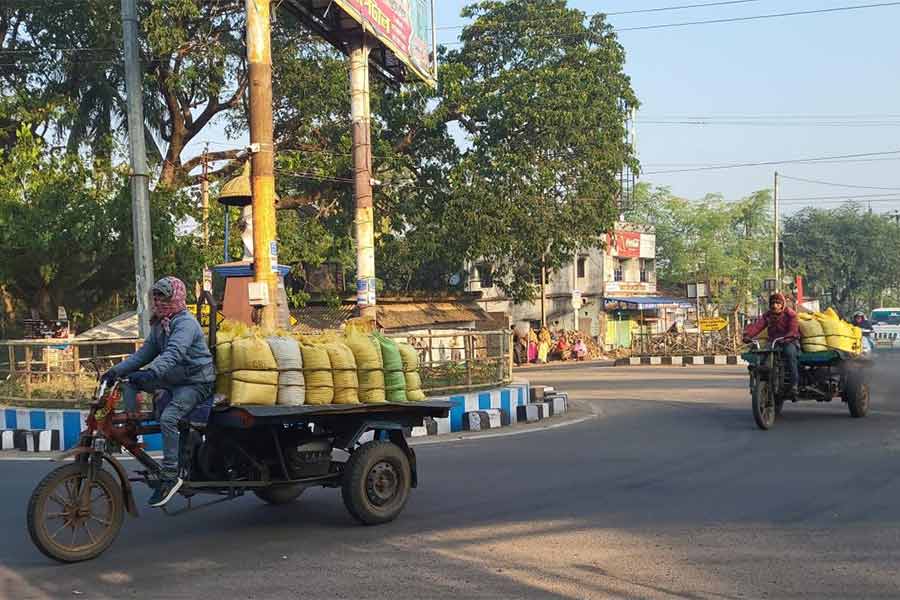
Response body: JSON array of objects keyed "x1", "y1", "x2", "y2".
[
  {"x1": 844, "y1": 369, "x2": 870, "y2": 418},
  {"x1": 27, "y1": 463, "x2": 124, "y2": 563},
  {"x1": 341, "y1": 441, "x2": 411, "y2": 526},
  {"x1": 253, "y1": 485, "x2": 305, "y2": 505},
  {"x1": 752, "y1": 378, "x2": 776, "y2": 430}
]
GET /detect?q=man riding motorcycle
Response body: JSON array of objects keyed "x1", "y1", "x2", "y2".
[
  {"x1": 852, "y1": 311, "x2": 872, "y2": 331},
  {"x1": 743, "y1": 292, "x2": 801, "y2": 399},
  {"x1": 102, "y1": 277, "x2": 215, "y2": 507}
]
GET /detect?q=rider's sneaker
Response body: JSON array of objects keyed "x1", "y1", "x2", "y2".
[
  {"x1": 148, "y1": 477, "x2": 183, "y2": 507},
  {"x1": 790, "y1": 385, "x2": 799, "y2": 399}
]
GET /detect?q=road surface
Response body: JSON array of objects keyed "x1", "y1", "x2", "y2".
[{"x1": 2, "y1": 356, "x2": 900, "y2": 599}]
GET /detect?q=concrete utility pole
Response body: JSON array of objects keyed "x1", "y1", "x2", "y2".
[
  {"x1": 773, "y1": 171, "x2": 780, "y2": 292},
  {"x1": 121, "y1": 0, "x2": 155, "y2": 337},
  {"x1": 350, "y1": 34, "x2": 377, "y2": 322},
  {"x1": 246, "y1": 0, "x2": 278, "y2": 328}
]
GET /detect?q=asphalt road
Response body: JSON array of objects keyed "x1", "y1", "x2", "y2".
[{"x1": 2, "y1": 356, "x2": 900, "y2": 599}]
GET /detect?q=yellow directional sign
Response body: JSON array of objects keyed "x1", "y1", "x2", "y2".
[{"x1": 700, "y1": 317, "x2": 728, "y2": 332}]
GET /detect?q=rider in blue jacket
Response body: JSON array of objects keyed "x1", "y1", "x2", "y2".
[{"x1": 104, "y1": 276, "x2": 215, "y2": 507}]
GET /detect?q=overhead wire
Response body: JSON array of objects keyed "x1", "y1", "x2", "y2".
[
  {"x1": 777, "y1": 174, "x2": 900, "y2": 191},
  {"x1": 643, "y1": 150, "x2": 900, "y2": 175}
]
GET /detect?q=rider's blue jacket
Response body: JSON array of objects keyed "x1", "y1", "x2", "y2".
[{"x1": 112, "y1": 310, "x2": 215, "y2": 385}]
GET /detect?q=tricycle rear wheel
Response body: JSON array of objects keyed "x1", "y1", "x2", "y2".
[
  {"x1": 27, "y1": 462, "x2": 124, "y2": 563},
  {"x1": 844, "y1": 369, "x2": 870, "y2": 418},
  {"x1": 752, "y1": 377, "x2": 776, "y2": 430},
  {"x1": 253, "y1": 485, "x2": 305, "y2": 505},
  {"x1": 341, "y1": 441, "x2": 411, "y2": 525}
]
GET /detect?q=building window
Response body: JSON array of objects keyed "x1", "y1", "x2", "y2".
[
  {"x1": 577, "y1": 256, "x2": 587, "y2": 279},
  {"x1": 476, "y1": 264, "x2": 494, "y2": 288},
  {"x1": 614, "y1": 259, "x2": 624, "y2": 282},
  {"x1": 640, "y1": 258, "x2": 653, "y2": 283}
]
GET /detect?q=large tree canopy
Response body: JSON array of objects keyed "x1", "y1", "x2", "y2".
[
  {"x1": 626, "y1": 184, "x2": 773, "y2": 312},
  {"x1": 783, "y1": 206, "x2": 900, "y2": 315},
  {"x1": 439, "y1": 0, "x2": 639, "y2": 301}
]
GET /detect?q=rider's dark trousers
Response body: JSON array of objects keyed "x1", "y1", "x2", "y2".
[
  {"x1": 122, "y1": 379, "x2": 213, "y2": 478},
  {"x1": 782, "y1": 341, "x2": 800, "y2": 388}
]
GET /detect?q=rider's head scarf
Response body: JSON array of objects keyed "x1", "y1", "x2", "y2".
[
  {"x1": 151, "y1": 276, "x2": 187, "y2": 334},
  {"x1": 769, "y1": 292, "x2": 786, "y2": 308}
]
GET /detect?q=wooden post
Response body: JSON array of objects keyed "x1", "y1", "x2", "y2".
[
  {"x1": 71, "y1": 345, "x2": 80, "y2": 394},
  {"x1": 7, "y1": 345, "x2": 14, "y2": 376},
  {"x1": 24, "y1": 345, "x2": 32, "y2": 399},
  {"x1": 427, "y1": 329, "x2": 434, "y2": 367}
]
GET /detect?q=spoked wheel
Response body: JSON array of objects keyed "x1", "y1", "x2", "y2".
[
  {"x1": 342, "y1": 441, "x2": 411, "y2": 525},
  {"x1": 752, "y1": 378, "x2": 777, "y2": 430},
  {"x1": 27, "y1": 463, "x2": 124, "y2": 563}
]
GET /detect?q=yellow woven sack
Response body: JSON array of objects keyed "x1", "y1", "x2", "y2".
[
  {"x1": 300, "y1": 344, "x2": 334, "y2": 405},
  {"x1": 324, "y1": 342, "x2": 359, "y2": 405},
  {"x1": 230, "y1": 334, "x2": 277, "y2": 406},
  {"x1": 397, "y1": 343, "x2": 426, "y2": 401},
  {"x1": 798, "y1": 314, "x2": 828, "y2": 353},
  {"x1": 214, "y1": 321, "x2": 247, "y2": 398},
  {"x1": 345, "y1": 328, "x2": 385, "y2": 404},
  {"x1": 818, "y1": 312, "x2": 861, "y2": 355}
]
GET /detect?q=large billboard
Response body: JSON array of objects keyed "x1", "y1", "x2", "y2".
[{"x1": 285, "y1": 0, "x2": 437, "y2": 87}]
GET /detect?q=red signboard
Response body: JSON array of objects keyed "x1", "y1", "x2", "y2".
[
  {"x1": 614, "y1": 230, "x2": 641, "y2": 258},
  {"x1": 334, "y1": 0, "x2": 436, "y2": 86}
]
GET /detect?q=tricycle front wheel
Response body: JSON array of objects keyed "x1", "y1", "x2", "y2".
[
  {"x1": 752, "y1": 378, "x2": 777, "y2": 430},
  {"x1": 27, "y1": 463, "x2": 125, "y2": 563},
  {"x1": 341, "y1": 441, "x2": 411, "y2": 525}
]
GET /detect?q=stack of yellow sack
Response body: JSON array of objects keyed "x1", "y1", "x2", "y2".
[
  {"x1": 815, "y1": 308, "x2": 862, "y2": 354},
  {"x1": 214, "y1": 320, "x2": 247, "y2": 399},
  {"x1": 397, "y1": 343, "x2": 426, "y2": 401},
  {"x1": 345, "y1": 327, "x2": 386, "y2": 404},
  {"x1": 230, "y1": 334, "x2": 279, "y2": 406},
  {"x1": 213, "y1": 322, "x2": 428, "y2": 406},
  {"x1": 323, "y1": 341, "x2": 360, "y2": 405},
  {"x1": 299, "y1": 342, "x2": 334, "y2": 405},
  {"x1": 797, "y1": 313, "x2": 828, "y2": 353}
]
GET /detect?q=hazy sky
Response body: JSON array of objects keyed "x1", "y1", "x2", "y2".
[
  {"x1": 434, "y1": 0, "x2": 900, "y2": 212},
  {"x1": 188, "y1": 1, "x2": 900, "y2": 214}
]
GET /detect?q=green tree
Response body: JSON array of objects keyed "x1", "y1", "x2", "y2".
[
  {"x1": 438, "y1": 0, "x2": 639, "y2": 302},
  {"x1": 626, "y1": 184, "x2": 773, "y2": 312},
  {"x1": 783, "y1": 205, "x2": 900, "y2": 315}
]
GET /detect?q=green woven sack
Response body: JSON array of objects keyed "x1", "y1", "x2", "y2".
[{"x1": 374, "y1": 333, "x2": 407, "y2": 402}]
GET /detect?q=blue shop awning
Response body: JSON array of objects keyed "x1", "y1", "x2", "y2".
[{"x1": 604, "y1": 296, "x2": 695, "y2": 310}]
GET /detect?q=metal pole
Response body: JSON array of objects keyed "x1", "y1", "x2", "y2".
[
  {"x1": 350, "y1": 33, "x2": 377, "y2": 322},
  {"x1": 121, "y1": 0, "x2": 154, "y2": 337},
  {"x1": 774, "y1": 170, "x2": 780, "y2": 292},
  {"x1": 246, "y1": 0, "x2": 278, "y2": 329},
  {"x1": 201, "y1": 147, "x2": 210, "y2": 247}
]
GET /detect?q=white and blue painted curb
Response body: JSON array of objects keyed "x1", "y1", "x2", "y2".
[{"x1": 0, "y1": 381, "x2": 538, "y2": 450}]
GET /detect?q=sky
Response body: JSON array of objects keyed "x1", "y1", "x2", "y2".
[{"x1": 189, "y1": 0, "x2": 900, "y2": 214}]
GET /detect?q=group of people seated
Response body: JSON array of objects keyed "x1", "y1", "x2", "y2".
[{"x1": 514, "y1": 327, "x2": 589, "y2": 365}]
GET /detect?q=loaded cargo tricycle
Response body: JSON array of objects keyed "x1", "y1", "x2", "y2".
[
  {"x1": 743, "y1": 337, "x2": 872, "y2": 430},
  {"x1": 26, "y1": 297, "x2": 451, "y2": 563}
]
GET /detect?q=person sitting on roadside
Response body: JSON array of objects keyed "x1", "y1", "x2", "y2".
[
  {"x1": 102, "y1": 276, "x2": 215, "y2": 508},
  {"x1": 743, "y1": 292, "x2": 801, "y2": 398},
  {"x1": 573, "y1": 337, "x2": 588, "y2": 361},
  {"x1": 556, "y1": 336, "x2": 571, "y2": 361}
]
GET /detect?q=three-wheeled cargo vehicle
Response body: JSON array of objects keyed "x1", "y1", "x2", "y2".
[
  {"x1": 743, "y1": 338, "x2": 872, "y2": 430},
  {"x1": 26, "y1": 298, "x2": 451, "y2": 563}
]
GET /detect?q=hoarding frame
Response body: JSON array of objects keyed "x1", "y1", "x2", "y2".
[{"x1": 282, "y1": 0, "x2": 438, "y2": 88}]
